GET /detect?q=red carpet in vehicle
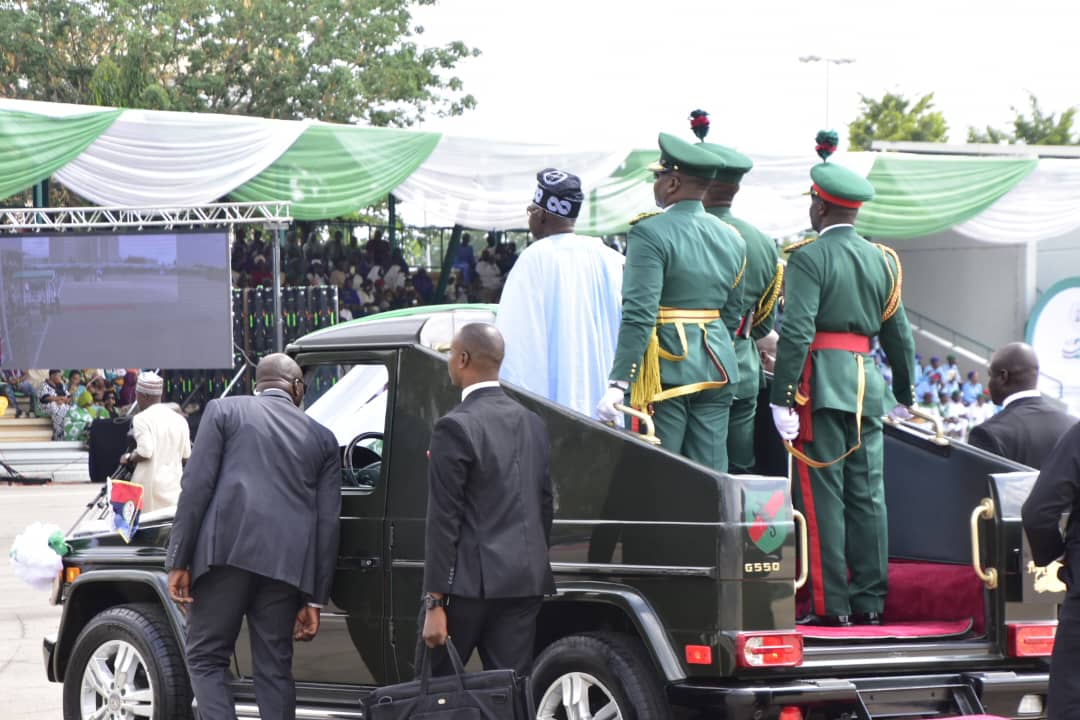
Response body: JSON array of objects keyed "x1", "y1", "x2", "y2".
[
  {"x1": 797, "y1": 618, "x2": 973, "y2": 641},
  {"x1": 795, "y1": 560, "x2": 986, "y2": 635}
]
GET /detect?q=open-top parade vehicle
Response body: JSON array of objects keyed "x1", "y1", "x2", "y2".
[{"x1": 43, "y1": 306, "x2": 1059, "y2": 719}]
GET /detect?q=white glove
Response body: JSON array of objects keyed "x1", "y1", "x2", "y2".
[
  {"x1": 597, "y1": 384, "x2": 626, "y2": 423},
  {"x1": 770, "y1": 403, "x2": 800, "y2": 441},
  {"x1": 888, "y1": 404, "x2": 913, "y2": 422}
]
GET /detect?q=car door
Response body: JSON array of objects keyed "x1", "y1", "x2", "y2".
[{"x1": 232, "y1": 354, "x2": 396, "y2": 690}]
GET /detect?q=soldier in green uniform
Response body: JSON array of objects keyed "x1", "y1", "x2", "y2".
[
  {"x1": 693, "y1": 118, "x2": 783, "y2": 474},
  {"x1": 769, "y1": 131, "x2": 916, "y2": 626},
  {"x1": 597, "y1": 132, "x2": 745, "y2": 472}
]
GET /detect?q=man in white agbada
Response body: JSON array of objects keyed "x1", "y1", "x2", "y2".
[
  {"x1": 120, "y1": 372, "x2": 192, "y2": 512},
  {"x1": 495, "y1": 168, "x2": 623, "y2": 418}
]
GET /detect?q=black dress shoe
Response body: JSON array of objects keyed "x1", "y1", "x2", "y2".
[
  {"x1": 797, "y1": 613, "x2": 852, "y2": 627},
  {"x1": 853, "y1": 612, "x2": 883, "y2": 625}
]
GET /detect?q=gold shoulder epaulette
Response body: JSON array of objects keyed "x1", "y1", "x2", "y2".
[
  {"x1": 629, "y1": 211, "x2": 662, "y2": 226},
  {"x1": 785, "y1": 236, "x2": 816, "y2": 252},
  {"x1": 731, "y1": 255, "x2": 747, "y2": 289},
  {"x1": 720, "y1": 222, "x2": 747, "y2": 289},
  {"x1": 874, "y1": 243, "x2": 903, "y2": 321},
  {"x1": 753, "y1": 260, "x2": 785, "y2": 328}
]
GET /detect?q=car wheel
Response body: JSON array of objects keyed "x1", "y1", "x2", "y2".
[
  {"x1": 62, "y1": 603, "x2": 191, "y2": 720},
  {"x1": 531, "y1": 632, "x2": 671, "y2": 720}
]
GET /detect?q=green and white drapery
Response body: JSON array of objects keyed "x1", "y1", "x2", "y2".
[
  {"x1": 0, "y1": 98, "x2": 1076, "y2": 243},
  {"x1": 0, "y1": 104, "x2": 122, "y2": 201},
  {"x1": 0, "y1": 98, "x2": 440, "y2": 219}
]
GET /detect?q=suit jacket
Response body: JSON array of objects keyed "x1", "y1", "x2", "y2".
[
  {"x1": 165, "y1": 389, "x2": 341, "y2": 605},
  {"x1": 968, "y1": 395, "x2": 1076, "y2": 469},
  {"x1": 770, "y1": 226, "x2": 917, "y2": 415},
  {"x1": 423, "y1": 386, "x2": 554, "y2": 599},
  {"x1": 1022, "y1": 422, "x2": 1080, "y2": 580}
]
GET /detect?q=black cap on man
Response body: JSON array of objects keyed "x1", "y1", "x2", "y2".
[{"x1": 533, "y1": 168, "x2": 584, "y2": 219}]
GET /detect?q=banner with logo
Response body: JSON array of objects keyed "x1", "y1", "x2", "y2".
[{"x1": 1026, "y1": 277, "x2": 1080, "y2": 411}]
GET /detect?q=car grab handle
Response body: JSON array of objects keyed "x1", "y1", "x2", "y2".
[
  {"x1": 969, "y1": 497, "x2": 998, "y2": 590},
  {"x1": 792, "y1": 510, "x2": 809, "y2": 590},
  {"x1": 887, "y1": 404, "x2": 949, "y2": 446},
  {"x1": 613, "y1": 403, "x2": 661, "y2": 446}
]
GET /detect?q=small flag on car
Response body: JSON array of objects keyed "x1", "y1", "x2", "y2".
[{"x1": 109, "y1": 480, "x2": 144, "y2": 543}]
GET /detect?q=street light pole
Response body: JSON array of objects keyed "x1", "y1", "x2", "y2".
[{"x1": 799, "y1": 55, "x2": 856, "y2": 127}]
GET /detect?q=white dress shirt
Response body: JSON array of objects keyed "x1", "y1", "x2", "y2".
[{"x1": 461, "y1": 380, "x2": 501, "y2": 402}]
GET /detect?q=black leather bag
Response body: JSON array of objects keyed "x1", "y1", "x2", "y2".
[{"x1": 363, "y1": 640, "x2": 533, "y2": 720}]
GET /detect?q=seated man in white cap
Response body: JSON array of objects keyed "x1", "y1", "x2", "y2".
[{"x1": 120, "y1": 372, "x2": 192, "y2": 512}]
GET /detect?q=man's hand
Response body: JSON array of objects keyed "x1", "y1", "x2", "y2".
[
  {"x1": 293, "y1": 606, "x2": 320, "y2": 642},
  {"x1": 596, "y1": 384, "x2": 626, "y2": 423},
  {"x1": 422, "y1": 606, "x2": 449, "y2": 648},
  {"x1": 167, "y1": 569, "x2": 193, "y2": 612},
  {"x1": 770, "y1": 404, "x2": 800, "y2": 441},
  {"x1": 888, "y1": 404, "x2": 913, "y2": 423}
]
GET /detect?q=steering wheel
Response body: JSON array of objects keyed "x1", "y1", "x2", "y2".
[{"x1": 344, "y1": 432, "x2": 384, "y2": 487}]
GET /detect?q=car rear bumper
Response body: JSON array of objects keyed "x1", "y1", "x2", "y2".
[
  {"x1": 42, "y1": 634, "x2": 57, "y2": 683},
  {"x1": 667, "y1": 670, "x2": 1049, "y2": 719}
]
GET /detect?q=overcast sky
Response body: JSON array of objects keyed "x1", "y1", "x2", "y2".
[{"x1": 412, "y1": 0, "x2": 1079, "y2": 154}]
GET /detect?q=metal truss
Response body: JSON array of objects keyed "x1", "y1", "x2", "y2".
[{"x1": 0, "y1": 201, "x2": 292, "y2": 232}]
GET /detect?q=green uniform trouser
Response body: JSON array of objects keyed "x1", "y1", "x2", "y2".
[
  {"x1": 792, "y1": 409, "x2": 887, "y2": 616},
  {"x1": 651, "y1": 386, "x2": 734, "y2": 473},
  {"x1": 727, "y1": 394, "x2": 757, "y2": 474}
]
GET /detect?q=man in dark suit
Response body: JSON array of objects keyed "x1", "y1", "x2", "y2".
[
  {"x1": 420, "y1": 323, "x2": 553, "y2": 676},
  {"x1": 1022, "y1": 421, "x2": 1080, "y2": 719},
  {"x1": 968, "y1": 342, "x2": 1075, "y2": 469},
  {"x1": 165, "y1": 354, "x2": 341, "y2": 720}
]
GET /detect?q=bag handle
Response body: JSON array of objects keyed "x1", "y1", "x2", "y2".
[{"x1": 418, "y1": 637, "x2": 468, "y2": 696}]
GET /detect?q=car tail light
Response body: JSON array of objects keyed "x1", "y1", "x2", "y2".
[
  {"x1": 1008, "y1": 622, "x2": 1056, "y2": 657},
  {"x1": 779, "y1": 707, "x2": 803, "y2": 720},
  {"x1": 736, "y1": 632, "x2": 803, "y2": 667},
  {"x1": 64, "y1": 566, "x2": 81, "y2": 583},
  {"x1": 684, "y1": 645, "x2": 713, "y2": 665}
]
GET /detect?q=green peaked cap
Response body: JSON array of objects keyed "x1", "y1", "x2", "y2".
[
  {"x1": 810, "y1": 162, "x2": 875, "y2": 207},
  {"x1": 647, "y1": 132, "x2": 718, "y2": 179},
  {"x1": 698, "y1": 142, "x2": 754, "y2": 183}
]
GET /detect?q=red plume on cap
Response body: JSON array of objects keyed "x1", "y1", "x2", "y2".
[
  {"x1": 689, "y1": 109, "x2": 710, "y2": 141},
  {"x1": 815, "y1": 129, "x2": 839, "y2": 161}
]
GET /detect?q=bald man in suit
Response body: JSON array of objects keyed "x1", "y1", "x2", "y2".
[{"x1": 968, "y1": 343, "x2": 1075, "y2": 469}]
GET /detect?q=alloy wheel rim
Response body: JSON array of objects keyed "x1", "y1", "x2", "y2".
[
  {"x1": 537, "y1": 671, "x2": 622, "y2": 720},
  {"x1": 79, "y1": 639, "x2": 154, "y2": 719}
]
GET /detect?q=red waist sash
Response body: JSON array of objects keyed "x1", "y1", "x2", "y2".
[{"x1": 796, "y1": 332, "x2": 870, "y2": 441}]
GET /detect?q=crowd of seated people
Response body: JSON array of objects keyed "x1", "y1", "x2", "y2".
[
  {"x1": 230, "y1": 227, "x2": 520, "y2": 318},
  {"x1": 870, "y1": 346, "x2": 995, "y2": 442},
  {"x1": 2, "y1": 368, "x2": 132, "y2": 440}
]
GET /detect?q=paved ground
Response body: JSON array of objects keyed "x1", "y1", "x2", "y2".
[{"x1": 0, "y1": 482, "x2": 99, "y2": 719}]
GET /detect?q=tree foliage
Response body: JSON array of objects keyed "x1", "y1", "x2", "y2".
[
  {"x1": 0, "y1": 0, "x2": 479, "y2": 126},
  {"x1": 968, "y1": 94, "x2": 1078, "y2": 145},
  {"x1": 847, "y1": 92, "x2": 948, "y2": 151}
]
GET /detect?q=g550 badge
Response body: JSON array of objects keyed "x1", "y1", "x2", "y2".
[{"x1": 744, "y1": 489, "x2": 789, "y2": 555}]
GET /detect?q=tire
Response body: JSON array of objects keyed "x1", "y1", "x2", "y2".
[
  {"x1": 531, "y1": 632, "x2": 671, "y2": 720},
  {"x1": 62, "y1": 602, "x2": 192, "y2": 720}
]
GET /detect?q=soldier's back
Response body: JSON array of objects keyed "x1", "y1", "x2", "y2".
[
  {"x1": 715, "y1": 210, "x2": 777, "y2": 316},
  {"x1": 631, "y1": 201, "x2": 743, "y2": 310},
  {"x1": 793, "y1": 227, "x2": 894, "y2": 337}
]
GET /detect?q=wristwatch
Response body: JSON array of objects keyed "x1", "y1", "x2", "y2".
[{"x1": 422, "y1": 592, "x2": 446, "y2": 610}]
